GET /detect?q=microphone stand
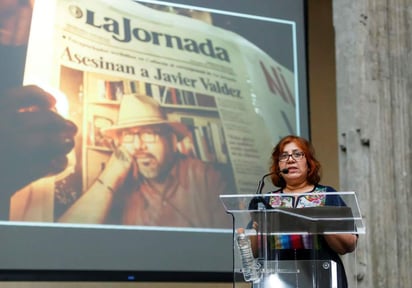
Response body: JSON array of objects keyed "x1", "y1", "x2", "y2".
[
  {"x1": 255, "y1": 172, "x2": 274, "y2": 194},
  {"x1": 253, "y1": 172, "x2": 275, "y2": 273}
]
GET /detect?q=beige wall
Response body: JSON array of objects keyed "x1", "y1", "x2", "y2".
[
  {"x1": 0, "y1": 1, "x2": 337, "y2": 287},
  {"x1": 308, "y1": 0, "x2": 339, "y2": 189}
]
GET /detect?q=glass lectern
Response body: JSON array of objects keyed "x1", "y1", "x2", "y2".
[{"x1": 220, "y1": 192, "x2": 365, "y2": 288}]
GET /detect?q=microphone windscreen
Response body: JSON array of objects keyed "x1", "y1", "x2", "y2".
[{"x1": 281, "y1": 168, "x2": 289, "y2": 174}]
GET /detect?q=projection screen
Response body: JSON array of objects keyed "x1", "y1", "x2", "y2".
[{"x1": 0, "y1": 0, "x2": 308, "y2": 281}]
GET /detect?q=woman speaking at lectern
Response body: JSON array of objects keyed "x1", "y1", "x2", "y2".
[{"x1": 250, "y1": 135, "x2": 358, "y2": 288}]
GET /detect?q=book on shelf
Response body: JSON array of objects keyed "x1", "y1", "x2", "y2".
[
  {"x1": 179, "y1": 116, "x2": 227, "y2": 163},
  {"x1": 162, "y1": 86, "x2": 182, "y2": 105},
  {"x1": 123, "y1": 80, "x2": 141, "y2": 95},
  {"x1": 180, "y1": 117, "x2": 200, "y2": 159},
  {"x1": 201, "y1": 125, "x2": 216, "y2": 162},
  {"x1": 150, "y1": 83, "x2": 162, "y2": 103},
  {"x1": 195, "y1": 93, "x2": 217, "y2": 108},
  {"x1": 193, "y1": 126, "x2": 210, "y2": 162},
  {"x1": 129, "y1": 80, "x2": 138, "y2": 94},
  {"x1": 208, "y1": 122, "x2": 228, "y2": 164},
  {"x1": 182, "y1": 90, "x2": 196, "y2": 106}
]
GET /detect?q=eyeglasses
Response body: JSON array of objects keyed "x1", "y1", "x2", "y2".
[
  {"x1": 279, "y1": 151, "x2": 305, "y2": 162},
  {"x1": 122, "y1": 130, "x2": 160, "y2": 144}
]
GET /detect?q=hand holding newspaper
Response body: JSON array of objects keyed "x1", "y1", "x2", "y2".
[{"x1": 14, "y1": 0, "x2": 296, "y2": 227}]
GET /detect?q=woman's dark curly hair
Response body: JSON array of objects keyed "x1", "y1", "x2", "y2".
[{"x1": 270, "y1": 135, "x2": 321, "y2": 188}]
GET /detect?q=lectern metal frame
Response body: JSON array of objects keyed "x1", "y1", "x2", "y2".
[{"x1": 220, "y1": 191, "x2": 365, "y2": 288}]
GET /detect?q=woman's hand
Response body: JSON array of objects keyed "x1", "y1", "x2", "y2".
[{"x1": 324, "y1": 234, "x2": 358, "y2": 255}]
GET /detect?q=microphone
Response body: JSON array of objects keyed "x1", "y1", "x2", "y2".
[{"x1": 281, "y1": 168, "x2": 289, "y2": 174}]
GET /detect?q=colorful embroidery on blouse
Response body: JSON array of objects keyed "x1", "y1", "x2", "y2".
[
  {"x1": 296, "y1": 194, "x2": 326, "y2": 208},
  {"x1": 267, "y1": 186, "x2": 328, "y2": 250},
  {"x1": 268, "y1": 195, "x2": 293, "y2": 207}
]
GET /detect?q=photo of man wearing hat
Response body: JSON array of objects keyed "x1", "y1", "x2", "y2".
[{"x1": 59, "y1": 94, "x2": 233, "y2": 228}]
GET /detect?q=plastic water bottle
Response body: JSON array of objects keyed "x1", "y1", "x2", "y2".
[{"x1": 236, "y1": 232, "x2": 261, "y2": 282}]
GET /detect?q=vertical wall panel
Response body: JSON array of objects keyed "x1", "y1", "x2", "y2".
[{"x1": 333, "y1": 0, "x2": 412, "y2": 287}]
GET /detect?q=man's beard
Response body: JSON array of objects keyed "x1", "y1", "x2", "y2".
[{"x1": 136, "y1": 153, "x2": 161, "y2": 179}]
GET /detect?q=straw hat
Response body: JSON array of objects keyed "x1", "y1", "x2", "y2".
[{"x1": 101, "y1": 94, "x2": 189, "y2": 139}]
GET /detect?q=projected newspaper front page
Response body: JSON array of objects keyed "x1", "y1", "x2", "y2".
[{"x1": 12, "y1": 0, "x2": 297, "y2": 229}]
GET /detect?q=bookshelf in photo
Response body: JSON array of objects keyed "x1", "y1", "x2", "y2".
[
  {"x1": 93, "y1": 78, "x2": 217, "y2": 110},
  {"x1": 128, "y1": 80, "x2": 218, "y2": 110},
  {"x1": 168, "y1": 112, "x2": 228, "y2": 164}
]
